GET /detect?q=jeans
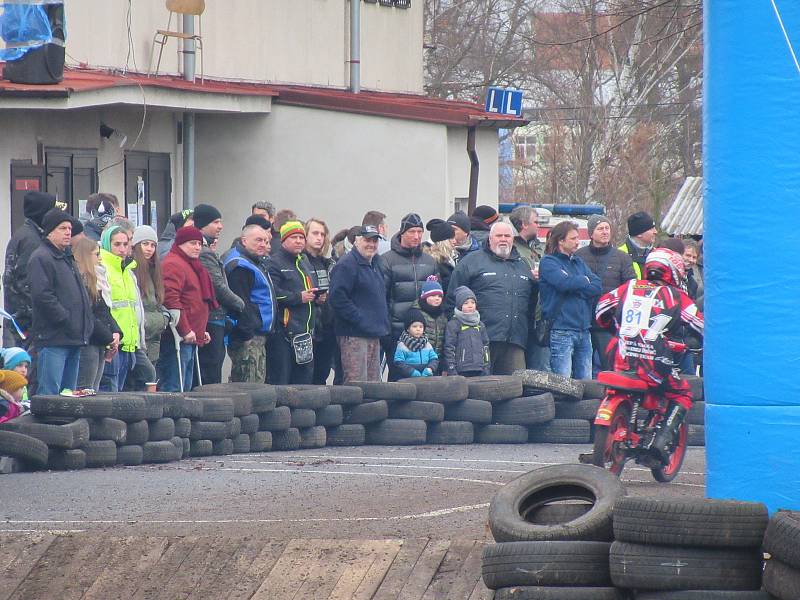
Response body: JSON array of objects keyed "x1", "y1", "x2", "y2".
[
  {"x1": 549, "y1": 329, "x2": 592, "y2": 380},
  {"x1": 158, "y1": 339, "x2": 196, "y2": 392},
  {"x1": 124, "y1": 348, "x2": 157, "y2": 391},
  {"x1": 591, "y1": 328, "x2": 614, "y2": 377},
  {"x1": 77, "y1": 345, "x2": 105, "y2": 391},
  {"x1": 198, "y1": 322, "x2": 226, "y2": 385},
  {"x1": 526, "y1": 333, "x2": 551, "y2": 372},
  {"x1": 36, "y1": 346, "x2": 81, "y2": 395},
  {"x1": 101, "y1": 350, "x2": 135, "y2": 392}
]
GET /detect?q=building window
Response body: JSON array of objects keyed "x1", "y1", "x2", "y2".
[
  {"x1": 44, "y1": 148, "x2": 98, "y2": 218},
  {"x1": 514, "y1": 135, "x2": 537, "y2": 164},
  {"x1": 125, "y1": 152, "x2": 172, "y2": 233}
]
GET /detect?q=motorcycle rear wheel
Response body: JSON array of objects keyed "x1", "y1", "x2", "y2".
[
  {"x1": 651, "y1": 420, "x2": 688, "y2": 482},
  {"x1": 591, "y1": 403, "x2": 630, "y2": 476}
]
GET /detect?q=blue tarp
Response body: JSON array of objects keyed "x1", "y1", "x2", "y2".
[{"x1": 0, "y1": 1, "x2": 64, "y2": 62}]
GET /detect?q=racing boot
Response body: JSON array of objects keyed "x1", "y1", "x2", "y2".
[{"x1": 650, "y1": 404, "x2": 687, "y2": 465}]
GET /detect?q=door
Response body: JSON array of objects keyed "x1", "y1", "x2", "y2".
[
  {"x1": 44, "y1": 148, "x2": 98, "y2": 218},
  {"x1": 10, "y1": 161, "x2": 46, "y2": 233},
  {"x1": 125, "y1": 152, "x2": 172, "y2": 232}
]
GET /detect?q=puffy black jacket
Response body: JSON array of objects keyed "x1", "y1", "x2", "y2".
[
  {"x1": 574, "y1": 244, "x2": 636, "y2": 295},
  {"x1": 2, "y1": 219, "x2": 45, "y2": 329},
  {"x1": 445, "y1": 244, "x2": 536, "y2": 349},
  {"x1": 443, "y1": 317, "x2": 490, "y2": 375},
  {"x1": 305, "y1": 252, "x2": 335, "y2": 341},
  {"x1": 199, "y1": 240, "x2": 245, "y2": 323},
  {"x1": 267, "y1": 245, "x2": 316, "y2": 337},
  {"x1": 28, "y1": 240, "x2": 93, "y2": 347},
  {"x1": 378, "y1": 235, "x2": 437, "y2": 338}
]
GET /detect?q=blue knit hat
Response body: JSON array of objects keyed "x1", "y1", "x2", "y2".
[
  {"x1": 1, "y1": 347, "x2": 32, "y2": 371},
  {"x1": 420, "y1": 276, "x2": 443, "y2": 300}
]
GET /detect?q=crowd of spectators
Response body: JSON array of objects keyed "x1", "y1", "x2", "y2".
[{"x1": 0, "y1": 191, "x2": 704, "y2": 422}]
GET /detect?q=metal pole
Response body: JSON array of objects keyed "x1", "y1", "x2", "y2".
[
  {"x1": 467, "y1": 126, "x2": 479, "y2": 214},
  {"x1": 182, "y1": 14, "x2": 196, "y2": 209},
  {"x1": 350, "y1": 0, "x2": 361, "y2": 93}
]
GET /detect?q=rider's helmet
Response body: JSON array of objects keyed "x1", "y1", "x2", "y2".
[{"x1": 645, "y1": 248, "x2": 686, "y2": 288}]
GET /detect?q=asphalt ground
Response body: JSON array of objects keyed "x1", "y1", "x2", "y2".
[{"x1": 0, "y1": 443, "x2": 705, "y2": 539}]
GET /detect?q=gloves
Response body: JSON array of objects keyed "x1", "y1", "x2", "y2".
[
  {"x1": 411, "y1": 370, "x2": 422, "y2": 377},
  {"x1": 422, "y1": 368, "x2": 433, "y2": 377}
]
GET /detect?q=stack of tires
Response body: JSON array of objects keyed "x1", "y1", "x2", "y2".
[
  {"x1": 610, "y1": 497, "x2": 770, "y2": 598},
  {"x1": 684, "y1": 375, "x2": 705, "y2": 446},
  {"x1": 763, "y1": 511, "x2": 800, "y2": 599},
  {"x1": 348, "y1": 380, "x2": 429, "y2": 445},
  {"x1": 482, "y1": 464, "x2": 627, "y2": 599},
  {"x1": 515, "y1": 370, "x2": 593, "y2": 444},
  {"x1": 323, "y1": 385, "x2": 367, "y2": 446}
]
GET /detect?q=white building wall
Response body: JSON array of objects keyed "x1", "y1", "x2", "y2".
[{"x1": 446, "y1": 127, "x2": 501, "y2": 213}]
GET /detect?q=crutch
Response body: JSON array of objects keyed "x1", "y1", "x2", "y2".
[{"x1": 167, "y1": 309, "x2": 184, "y2": 392}]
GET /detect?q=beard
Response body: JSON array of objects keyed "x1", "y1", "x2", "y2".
[{"x1": 493, "y1": 243, "x2": 512, "y2": 258}]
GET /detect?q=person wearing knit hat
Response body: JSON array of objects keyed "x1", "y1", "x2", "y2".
[
  {"x1": 156, "y1": 209, "x2": 194, "y2": 259},
  {"x1": 41, "y1": 208, "x2": 73, "y2": 237},
  {"x1": 424, "y1": 219, "x2": 457, "y2": 292},
  {"x1": 244, "y1": 214, "x2": 272, "y2": 231},
  {"x1": 131, "y1": 224, "x2": 169, "y2": 376},
  {"x1": 469, "y1": 205, "x2": 499, "y2": 245},
  {"x1": 83, "y1": 193, "x2": 119, "y2": 241},
  {"x1": 587, "y1": 214, "x2": 611, "y2": 238},
  {"x1": 399, "y1": 213, "x2": 424, "y2": 235},
  {"x1": 447, "y1": 210, "x2": 480, "y2": 260},
  {"x1": 280, "y1": 220, "x2": 306, "y2": 242},
  {"x1": 394, "y1": 308, "x2": 439, "y2": 378},
  {"x1": 443, "y1": 285, "x2": 490, "y2": 376},
  {"x1": 426, "y1": 218, "x2": 455, "y2": 244},
  {"x1": 192, "y1": 203, "x2": 223, "y2": 233},
  {"x1": 0, "y1": 347, "x2": 32, "y2": 377},
  {"x1": 0, "y1": 370, "x2": 27, "y2": 422},
  {"x1": 132, "y1": 224, "x2": 158, "y2": 247},
  {"x1": 411, "y1": 276, "x2": 447, "y2": 366},
  {"x1": 619, "y1": 211, "x2": 658, "y2": 279}
]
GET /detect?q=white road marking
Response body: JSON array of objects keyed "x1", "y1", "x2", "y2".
[
  {"x1": 225, "y1": 459, "x2": 528, "y2": 474},
  {"x1": 0, "y1": 529, "x2": 86, "y2": 534},
  {"x1": 217, "y1": 467, "x2": 505, "y2": 485}
]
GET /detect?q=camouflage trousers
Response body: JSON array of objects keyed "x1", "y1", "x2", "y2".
[{"x1": 228, "y1": 336, "x2": 267, "y2": 383}]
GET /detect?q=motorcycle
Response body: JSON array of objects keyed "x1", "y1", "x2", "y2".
[{"x1": 586, "y1": 369, "x2": 688, "y2": 483}]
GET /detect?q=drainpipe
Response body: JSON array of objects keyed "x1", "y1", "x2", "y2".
[
  {"x1": 350, "y1": 0, "x2": 361, "y2": 93},
  {"x1": 182, "y1": 14, "x2": 196, "y2": 209},
  {"x1": 467, "y1": 126, "x2": 479, "y2": 214}
]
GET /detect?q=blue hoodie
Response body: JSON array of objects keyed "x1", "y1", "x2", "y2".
[{"x1": 539, "y1": 251, "x2": 602, "y2": 331}]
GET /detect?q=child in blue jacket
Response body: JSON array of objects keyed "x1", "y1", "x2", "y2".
[{"x1": 394, "y1": 309, "x2": 439, "y2": 378}]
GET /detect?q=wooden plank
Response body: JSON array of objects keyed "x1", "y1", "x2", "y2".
[
  {"x1": 396, "y1": 540, "x2": 451, "y2": 600},
  {"x1": 421, "y1": 539, "x2": 478, "y2": 600},
  {"x1": 130, "y1": 536, "x2": 200, "y2": 600},
  {"x1": 0, "y1": 533, "x2": 56, "y2": 600},
  {"x1": 443, "y1": 540, "x2": 485, "y2": 600},
  {"x1": 225, "y1": 539, "x2": 288, "y2": 600},
  {"x1": 370, "y1": 538, "x2": 431, "y2": 600},
  {"x1": 467, "y1": 578, "x2": 494, "y2": 600},
  {"x1": 185, "y1": 536, "x2": 246, "y2": 600},
  {"x1": 157, "y1": 536, "x2": 232, "y2": 599},
  {"x1": 82, "y1": 536, "x2": 170, "y2": 600},
  {"x1": 291, "y1": 540, "x2": 372, "y2": 600},
  {"x1": 250, "y1": 538, "x2": 319, "y2": 600},
  {"x1": 334, "y1": 539, "x2": 403, "y2": 600}
]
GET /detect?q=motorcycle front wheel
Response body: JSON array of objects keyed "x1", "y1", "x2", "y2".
[
  {"x1": 591, "y1": 403, "x2": 630, "y2": 476},
  {"x1": 652, "y1": 420, "x2": 688, "y2": 482}
]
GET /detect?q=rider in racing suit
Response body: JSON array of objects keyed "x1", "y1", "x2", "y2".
[{"x1": 595, "y1": 248, "x2": 704, "y2": 463}]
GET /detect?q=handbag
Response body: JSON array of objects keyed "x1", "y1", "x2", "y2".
[
  {"x1": 533, "y1": 293, "x2": 566, "y2": 347},
  {"x1": 291, "y1": 332, "x2": 314, "y2": 365}
]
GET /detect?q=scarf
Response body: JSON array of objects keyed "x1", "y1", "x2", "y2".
[
  {"x1": 419, "y1": 298, "x2": 443, "y2": 317},
  {"x1": 454, "y1": 308, "x2": 481, "y2": 326},
  {"x1": 100, "y1": 225, "x2": 121, "y2": 252},
  {"x1": 170, "y1": 243, "x2": 219, "y2": 310},
  {"x1": 400, "y1": 330, "x2": 428, "y2": 352}
]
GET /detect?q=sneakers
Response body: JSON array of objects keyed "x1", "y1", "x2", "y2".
[{"x1": 59, "y1": 388, "x2": 96, "y2": 397}]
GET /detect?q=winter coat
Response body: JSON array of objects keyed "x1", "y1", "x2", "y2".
[
  {"x1": 83, "y1": 217, "x2": 109, "y2": 242},
  {"x1": 267, "y1": 245, "x2": 316, "y2": 337},
  {"x1": 454, "y1": 235, "x2": 480, "y2": 262},
  {"x1": 28, "y1": 240, "x2": 93, "y2": 348},
  {"x1": 445, "y1": 244, "x2": 536, "y2": 349},
  {"x1": 2, "y1": 219, "x2": 45, "y2": 330},
  {"x1": 100, "y1": 249, "x2": 141, "y2": 352},
  {"x1": 513, "y1": 236, "x2": 543, "y2": 269},
  {"x1": 539, "y1": 251, "x2": 602, "y2": 332},
  {"x1": 411, "y1": 299, "x2": 447, "y2": 360},
  {"x1": 199, "y1": 240, "x2": 245, "y2": 324},
  {"x1": 305, "y1": 252, "x2": 335, "y2": 341},
  {"x1": 136, "y1": 271, "x2": 169, "y2": 349},
  {"x1": 393, "y1": 339, "x2": 439, "y2": 377},
  {"x1": 161, "y1": 250, "x2": 211, "y2": 345},
  {"x1": 443, "y1": 317, "x2": 490, "y2": 375},
  {"x1": 87, "y1": 265, "x2": 122, "y2": 348},
  {"x1": 378, "y1": 235, "x2": 437, "y2": 338},
  {"x1": 329, "y1": 247, "x2": 390, "y2": 339},
  {"x1": 574, "y1": 244, "x2": 636, "y2": 295},
  {"x1": 619, "y1": 238, "x2": 651, "y2": 279},
  {"x1": 224, "y1": 242, "x2": 276, "y2": 341},
  {"x1": 157, "y1": 222, "x2": 177, "y2": 259}
]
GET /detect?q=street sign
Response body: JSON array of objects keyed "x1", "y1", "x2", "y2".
[{"x1": 485, "y1": 87, "x2": 523, "y2": 117}]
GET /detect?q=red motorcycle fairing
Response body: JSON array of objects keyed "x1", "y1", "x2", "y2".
[{"x1": 594, "y1": 392, "x2": 629, "y2": 426}]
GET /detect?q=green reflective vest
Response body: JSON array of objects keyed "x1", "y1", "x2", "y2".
[{"x1": 100, "y1": 249, "x2": 140, "y2": 352}]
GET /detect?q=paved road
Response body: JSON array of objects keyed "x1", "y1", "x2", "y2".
[{"x1": 0, "y1": 443, "x2": 705, "y2": 539}]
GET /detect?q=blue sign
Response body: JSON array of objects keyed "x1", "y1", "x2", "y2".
[{"x1": 485, "y1": 87, "x2": 523, "y2": 118}]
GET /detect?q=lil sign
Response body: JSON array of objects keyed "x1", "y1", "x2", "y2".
[{"x1": 485, "y1": 87, "x2": 523, "y2": 118}]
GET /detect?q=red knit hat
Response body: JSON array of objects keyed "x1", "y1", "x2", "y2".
[{"x1": 174, "y1": 226, "x2": 204, "y2": 246}]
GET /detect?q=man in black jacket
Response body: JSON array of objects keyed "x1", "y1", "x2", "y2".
[
  {"x1": 28, "y1": 209, "x2": 93, "y2": 395},
  {"x1": 378, "y1": 213, "x2": 437, "y2": 380},
  {"x1": 446, "y1": 222, "x2": 536, "y2": 374},
  {"x1": 2, "y1": 191, "x2": 56, "y2": 347}
]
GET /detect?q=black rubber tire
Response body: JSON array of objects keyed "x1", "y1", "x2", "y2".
[
  {"x1": 189, "y1": 420, "x2": 227, "y2": 441},
  {"x1": 613, "y1": 497, "x2": 769, "y2": 548},
  {"x1": 687, "y1": 424, "x2": 705, "y2": 446},
  {"x1": 528, "y1": 419, "x2": 591, "y2": 444},
  {"x1": 174, "y1": 417, "x2": 192, "y2": 438},
  {"x1": 494, "y1": 587, "x2": 625, "y2": 600},
  {"x1": 31, "y1": 395, "x2": 113, "y2": 418},
  {"x1": 299, "y1": 425, "x2": 327, "y2": 449},
  {"x1": 327, "y1": 385, "x2": 365, "y2": 406},
  {"x1": 366, "y1": 419, "x2": 427, "y2": 445},
  {"x1": 170, "y1": 436, "x2": 184, "y2": 459},
  {"x1": 466, "y1": 375, "x2": 523, "y2": 402},
  {"x1": 397, "y1": 375, "x2": 469, "y2": 403},
  {"x1": 188, "y1": 390, "x2": 253, "y2": 417},
  {"x1": 275, "y1": 385, "x2": 331, "y2": 409},
  {"x1": 513, "y1": 370, "x2": 585, "y2": 400},
  {"x1": 687, "y1": 401, "x2": 705, "y2": 425},
  {"x1": 68, "y1": 419, "x2": 90, "y2": 447},
  {"x1": 0, "y1": 430, "x2": 49, "y2": 467},
  {"x1": 126, "y1": 420, "x2": 149, "y2": 445},
  {"x1": 110, "y1": 395, "x2": 147, "y2": 422},
  {"x1": 315, "y1": 404, "x2": 343, "y2": 427},
  {"x1": 481, "y1": 541, "x2": 612, "y2": 589},
  {"x1": 180, "y1": 397, "x2": 204, "y2": 419},
  {"x1": 159, "y1": 393, "x2": 186, "y2": 418},
  {"x1": 426, "y1": 421, "x2": 473, "y2": 444},
  {"x1": 233, "y1": 433, "x2": 251, "y2": 453},
  {"x1": 259, "y1": 406, "x2": 291, "y2": 431},
  {"x1": 212, "y1": 438, "x2": 234, "y2": 456},
  {"x1": 143, "y1": 440, "x2": 180, "y2": 463},
  {"x1": 444, "y1": 399, "x2": 493, "y2": 424},
  {"x1": 182, "y1": 437, "x2": 190, "y2": 456},
  {"x1": 138, "y1": 393, "x2": 165, "y2": 420},
  {"x1": 764, "y1": 558, "x2": 800, "y2": 600},
  {"x1": 272, "y1": 428, "x2": 301, "y2": 451},
  {"x1": 349, "y1": 381, "x2": 417, "y2": 401},
  {"x1": 0, "y1": 417, "x2": 75, "y2": 449},
  {"x1": 636, "y1": 591, "x2": 775, "y2": 600},
  {"x1": 493, "y1": 394, "x2": 555, "y2": 425},
  {"x1": 579, "y1": 379, "x2": 607, "y2": 400},
  {"x1": 82, "y1": 440, "x2": 117, "y2": 467},
  {"x1": 326, "y1": 424, "x2": 365, "y2": 446},
  {"x1": 249, "y1": 431, "x2": 272, "y2": 452},
  {"x1": 226, "y1": 417, "x2": 242, "y2": 438},
  {"x1": 555, "y1": 399, "x2": 601, "y2": 421},
  {"x1": 389, "y1": 400, "x2": 445, "y2": 422},
  {"x1": 195, "y1": 383, "x2": 277, "y2": 413},
  {"x1": 147, "y1": 417, "x2": 175, "y2": 442},
  {"x1": 117, "y1": 444, "x2": 144, "y2": 466},
  {"x1": 475, "y1": 424, "x2": 529, "y2": 444},
  {"x1": 683, "y1": 375, "x2": 704, "y2": 401},
  {"x1": 194, "y1": 397, "x2": 235, "y2": 422},
  {"x1": 290, "y1": 408, "x2": 316, "y2": 429},
  {"x1": 344, "y1": 400, "x2": 389, "y2": 425},
  {"x1": 489, "y1": 464, "x2": 624, "y2": 543},
  {"x1": 526, "y1": 503, "x2": 592, "y2": 525},
  {"x1": 89, "y1": 418, "x2": 128, "y2": 444},
  {"x1": 239, "y1": 413, "x2": 260, "y2": 434},
  {"x1": 47, "y1": 448, "x2": 86, "y2": 470},
  {"x1": 189, "y1": 439, "x2": 213, "y2": 457},
  {"x1": 764, "y1": 511, "x2": 800, "y2": 569},
  {"x1": 609, "y1": 541, "x2": 763, "y2": 591}
]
